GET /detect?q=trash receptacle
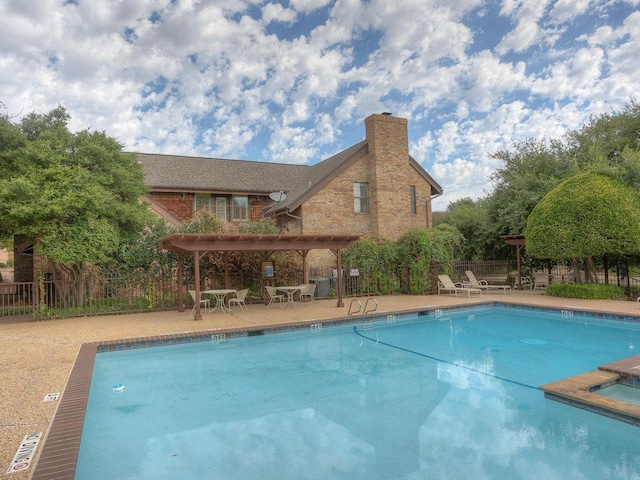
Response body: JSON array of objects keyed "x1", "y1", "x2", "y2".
[{"x1": 310, "y1": 278, "x2": 331, "y2": 298}]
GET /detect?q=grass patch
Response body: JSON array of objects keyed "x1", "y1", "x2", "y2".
[{"x1": 545, "y1": 283, "x2": 625, "y2": 299}]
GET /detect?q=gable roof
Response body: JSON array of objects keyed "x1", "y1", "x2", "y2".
[
  {"x1": 136, "y1": 140, "x2": 442, "y2": 215},
  {"x1": 267, "y1": 141, "x2": 369, "y2": 215}
]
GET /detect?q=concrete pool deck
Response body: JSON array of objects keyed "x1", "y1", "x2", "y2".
[{"x1": 2, "y1": 290, "x2": 640, "y2": 479}]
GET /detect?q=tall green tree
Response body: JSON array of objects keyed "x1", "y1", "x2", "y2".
[
  {"x1": 564, "y1": 100, "x2": 640, "y2": 170},
  {"x1": 343, "y1": 236, "x2": 398, "y2": 295},
  {"x1": 463, "y1": 101, "x2": 640, "y2": 261},
  {"x1": 525, "y1": 173, "x2": 640, "y2": 282},
  {"x1": 439, "y1": 197, "x2": 489, "y2": 260},
  {"x1": 0, "y1": 106, "x2": 153, "y2": 305},
  {"x1": 395, "y1": 226, "x2": 462, "y2": 294},
  {"x1": 487, "y1": 137, "x2": 577, "y2": 237}
]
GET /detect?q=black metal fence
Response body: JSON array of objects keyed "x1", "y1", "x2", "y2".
[
  {"x1": 452, "y1": 259, "x2": 640, "y2": 297},
  {"x1": 0, "y1": 274, "x2": 181, "y2": 321},
  {"x1": 0, "y1": 264, "x2": 403, "y2": 321},
  {"x1": 451, "y1": 260, "x2": 513, "y2": 284},
  {"x1": 1, "y1": 260, "x2": 637, "y2": 321}
]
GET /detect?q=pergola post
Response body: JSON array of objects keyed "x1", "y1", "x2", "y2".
[
  {"x1": 193, "y1": 250, "x2": 202, "y2": 320},
  {"x1": 177, "y1": 251, "x2": 184, "y2": 312},
  {"x1": 516, "y1": 244, "x2": 523, "y2": 290},
  {"x1": 336, "y1": 248, "x2": 344, "y2": 307},
  {"x1": 294, "y1": 249, "x2": 310, "y2": 284},
  {"x1": 301, "y1": 250, "x2": 308, "y2": 284},
  {"x1": 501, "y1": 235, "x2": 525, "y2": 290},
  {"x1": 223, "y1": 252, "x2": 230, "y2": 288}
]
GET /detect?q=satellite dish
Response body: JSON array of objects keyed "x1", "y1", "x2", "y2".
[{"x1": 269, "y1": 191, "x2": 286, "y2": 202}]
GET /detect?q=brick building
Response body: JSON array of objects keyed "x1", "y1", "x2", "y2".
[
  {"x1": 11, "y1": 113, "x2": 442, "y2": 282},
  {"x1": 140, "y1": 113, "x2": 442, "y2": 241}
]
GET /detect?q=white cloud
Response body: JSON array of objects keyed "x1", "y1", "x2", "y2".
[
  {"x1": 261, "y1": 3, "x2": 297, "y2": 24},
  {"x1": 549, "y1": 0, "x2": 591, "y2": 22},
  {"x1": 290, "y1": 0, "x2": 333, "y2": 14},
  {"x1": 314, "y1": 112, "x2": 339, "y2": 145},
  {"x1": 531, "y1": 47, "x2": 605, "y2": 100},
  {"x1": 203, "y1": 116, "x2": 256, "y2": 157},
  {"x1": 1, "y1": 0, "x2": 638, "y2": 213},
  {"x1": 436, "y1": 121, "x2": 460, "y2": 159},
  {"x1": 458, "y1": 52, "x2": 529, "y2": 112},
  {"x1": 496, "y1": 0, "x2": 550, "y2": 54},
  {"x1": 431, "y1": 156, "x2": 494, "y2": 208}
]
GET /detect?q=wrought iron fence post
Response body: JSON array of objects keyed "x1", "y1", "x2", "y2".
[{"x1": 34, "y1": 274, "x2": 41, "y2": 321}]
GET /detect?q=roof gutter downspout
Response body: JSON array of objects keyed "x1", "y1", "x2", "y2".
[
  {"x1": 285, "y1": 209, "x2": 302, "y2": 221},
  {"x1": 273, "y1": 207, "x2": 302, "y2": 221}
]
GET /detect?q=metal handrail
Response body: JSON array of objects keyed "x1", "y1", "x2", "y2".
[
  {"x1": 348, "y1": 299, "x2": 362, "y2": 316},
  {"x1": 363, "y1": 297, "x2": 378, "y2": 314}
]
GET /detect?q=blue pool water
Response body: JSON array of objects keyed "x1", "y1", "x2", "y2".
[{"x1": 76, "y1": 306, "x2": 640, "y2": 479}]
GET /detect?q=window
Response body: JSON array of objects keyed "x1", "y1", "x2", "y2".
[
  {"x1": 214, "y1": 197, "x2": 227, "y2": 221},
  {"x1": 354, "y1": 182, "x2": 369, "y2": 213},
  {"x1": 194, "y1": 193, "x2": 211, "y2": 212},
  {"x1": 410, "y1": 186, "x2": 416, "y2": 214},
  {"x1": 232, "y1": 195, "x2": 248, "y2": 221}
]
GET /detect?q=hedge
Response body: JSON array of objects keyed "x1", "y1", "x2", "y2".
[{"x1": 545, "y1": 283, "x2": 625, "y2": 299}]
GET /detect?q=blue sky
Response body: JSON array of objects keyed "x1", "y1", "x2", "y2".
[{"x1": 1, "y1": 0, "x2": 639, "y2": 209}]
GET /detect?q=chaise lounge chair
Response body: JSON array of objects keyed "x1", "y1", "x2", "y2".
[
  {"x1": 465, "y1": 270, "x2": 511, "y2": 295},
  {"x1": 437, "y1": 274, "x2": 482, "y2": 297}
]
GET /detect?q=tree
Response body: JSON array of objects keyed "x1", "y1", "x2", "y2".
[
  {"x1": 395, "y1": 226, "x2": 462, "y2": 294},
  {"x1": 525, "y1": 173, "x2": 640, "y2": 282},
  {"x1": 343, "y1": 236, "x2": 398, "y2": 295},
  {"x1": 564, "y1": 100, "x2": 640, "y2": 171},
  {"x1": 473, "y1": 101, "x2": 640, "y2": 261},
  {"x1": 487, "y1": 138, "x2": 577, "y2": 237},
  {"x1": 0, "y1": 106, "x2": 153, "y2": 306},
  {"x1": 439, "y1": 197, "x2": 489, "y2": 260}
]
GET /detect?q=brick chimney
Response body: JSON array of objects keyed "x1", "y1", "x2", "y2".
[{"x1": 364, "y1": 113, "x2": 411, "y2": 238}]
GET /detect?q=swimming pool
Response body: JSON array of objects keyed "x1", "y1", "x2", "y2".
[{"x1": 76, "y1": 305, "x2": 640, "y2": 479}]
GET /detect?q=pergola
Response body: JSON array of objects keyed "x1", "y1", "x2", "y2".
[
  {"x1": 159, "y1": 233, "x2": 362, "y2": 319},
  {"x1": 501, "y1": 234, "x2": 526, "y2": 289}
]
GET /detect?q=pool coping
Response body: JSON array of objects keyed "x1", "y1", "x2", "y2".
[
  {"x1": 540, "y1": 355, "x2": 640, "y2": 426},
  {"x1": 30, "y1": 301, "x2": 640, "y2": 479}
]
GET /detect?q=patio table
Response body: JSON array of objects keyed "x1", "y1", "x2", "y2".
[
  {"x1": 276, "y1": 286, "x2": 302, "y2": 307},
  {"x1": 203, "y1": 289, "x2": 237, "y2": 314}
]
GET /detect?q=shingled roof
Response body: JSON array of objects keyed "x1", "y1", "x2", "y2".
[
  {"x1": 137, "y1": 139, "x2": 442, "y2": 216},
  {"x1": 137, "y1": 153, "x2": 307, "y2": 194}
]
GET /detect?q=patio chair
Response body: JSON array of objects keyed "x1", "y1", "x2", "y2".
[
  {"x1": 437, "y1": 274, "x2": 482, "y2": 297},
  {"x1": 517, "y1": 276, "x2": 533, "y2": 289},
  {"x1": 229, "y1": 288, "x2": 249, "y2": 313},
  {"x1": 264, "y1": 286, "x2": 284, "y2": 307},
  {"x1": 298, "y1": 283, "x2": 316, "y2": 302},
  {"x1": 465, "y1": 270, "x2": 511, "y2": 294},
  {"x1": 533, "y1": 272, "x2": 551, "y2": 290},
  {"x1": 188, "y1": 289, "x2": 211, "y2": 315}
]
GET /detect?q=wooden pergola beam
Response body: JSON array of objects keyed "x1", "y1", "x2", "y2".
[{"x1": 160, "y1": 234, "x2": 360, "y2": 253}]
